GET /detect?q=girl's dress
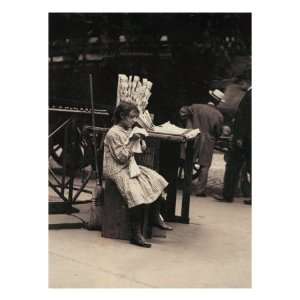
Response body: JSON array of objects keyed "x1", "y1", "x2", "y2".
[{"x1": 103, "y1": 125, "x2": 168, "y2": 208}]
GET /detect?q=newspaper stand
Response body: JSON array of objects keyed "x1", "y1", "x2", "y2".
[
  {"x1": 86, "y1": 126, "x2": 198, "y2": 225},
  {"x1": 146, "y1": 130, "x2": 195, "y2": 224}
]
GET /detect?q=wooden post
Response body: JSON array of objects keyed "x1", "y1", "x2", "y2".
[
  {"x1": 158, "y1": 141, "x2": 181, "y2": 222},
  {"x1": 181, "y1": 139, "x2": 194, "y2": 224}
]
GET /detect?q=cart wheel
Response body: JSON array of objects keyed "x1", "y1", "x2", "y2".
[
  {"x1": 177, "y1": 160, "x2": 201, "y2": 183},
  {"x1": 49, "y1": 123, "x2": 95, "y2": 172}
]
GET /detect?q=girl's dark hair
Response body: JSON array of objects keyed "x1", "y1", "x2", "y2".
[{"x1": 113, "y1": 102, "x2": 139, "y2": 124}]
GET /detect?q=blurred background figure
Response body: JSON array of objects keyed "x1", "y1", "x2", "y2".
[
  {"x1": 215, "y1": 69, "x2": 252, "y2": 204},
  {"x1": 179, "y1": 93, "x2": 224, "y2": 197}
]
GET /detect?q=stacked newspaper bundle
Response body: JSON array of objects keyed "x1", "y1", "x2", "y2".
[
  {"x1": 153, "y1": 122, "x2": 200, "y2": 138},
  {"x1": 153, "y1": 122, "x2": 188, "y2": 135},
  {"x1": 116, "y1": 74, "x2": 154, "y2": 129}
]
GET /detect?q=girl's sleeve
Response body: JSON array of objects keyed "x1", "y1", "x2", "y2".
[{"x1": 105, "y1": 130, "x2": 133, "y2": 164}]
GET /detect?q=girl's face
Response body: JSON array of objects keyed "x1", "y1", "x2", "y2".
[{"x1": 119, "y1": 110, "x2": 138, "y2": 129}]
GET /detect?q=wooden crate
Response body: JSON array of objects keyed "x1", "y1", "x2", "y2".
[
  {"x1": 102, "y1": 179, "x2": 166, "y2": 240},
  {"x1": 102, "y1": 180, "x2": 130, "y2": 240},
  {"x1": 134, "y1": 137, "x2": 160, "y2": 170}
]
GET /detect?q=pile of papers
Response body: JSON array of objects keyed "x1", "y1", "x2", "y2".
[
  {"x1": 153, "y1": 122, "x2": 200, "y2": 138},
  {"x1": 184, "y1": 128, "x2": 201, "y2": 139},
  {"x1": 116, "y1": 74, "x2": 154, "y2": 130},
  {"x1": 153, "y1": 122, "x2": 188, "y2": 135},
  {"x1": 117, "y1": 74, "x2": 153, "y2": 109}
]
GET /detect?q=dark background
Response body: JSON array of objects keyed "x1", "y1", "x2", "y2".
[{"x1": 49, "y1": 13, "x2": 251, "y2": 124}]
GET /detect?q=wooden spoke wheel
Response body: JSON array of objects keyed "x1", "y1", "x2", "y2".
[
  {"x1": 177, "y1": 159, "x2": 201, "y2": 184},
  {"x1": 49, "y1": 120, "x2": 97, "y2": 174}
]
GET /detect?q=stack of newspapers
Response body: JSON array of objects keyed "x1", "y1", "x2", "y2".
[
  {"x1": 153, "y1": 122, "x2": 200, "y2": 138},
  {"x1": 116, "y1": 74, "x2": 154, "y2": 130},
  {"x1": 116, "y1": 74, "x2": 200, "y2": 139}
]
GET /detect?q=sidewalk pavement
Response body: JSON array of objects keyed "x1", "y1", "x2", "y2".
[
  {"x1": 49, "y1": 152, "x2": 251, "y2": 288},
  {"x1": 49, "y1": 194, "x2": 251, "y2": 288}
]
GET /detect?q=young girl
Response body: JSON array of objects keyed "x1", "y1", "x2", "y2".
[{"x1": 103, "y1": 102, "x2": 172, "y2": 248}]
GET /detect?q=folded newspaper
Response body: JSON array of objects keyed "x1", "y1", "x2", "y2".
[
  {"x1": 153, "y1": 122, "x2": 200, "y2": 138},
  {"x1": 128, "y1": 127, "x2": 149, "y2": 177},
  {"x1": 184, "y1": 128, "x2": 201, "y2": 139},
  {"x1": 129, "y1": 127, "x2": 149, "y2": 138},
  {"x1": 116, "y1": 74, "x2": 155, "y2": 130},
  {"x1": 129, "y1": 156, "x2": 141, "y2": 178},
  {"x1": 129, "y1": 127, "x2": 149, "y2": 154}
]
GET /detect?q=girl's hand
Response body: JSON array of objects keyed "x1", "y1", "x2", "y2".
[{"x1": 130, "y1": 133, "x2": 142, "y2": 141}]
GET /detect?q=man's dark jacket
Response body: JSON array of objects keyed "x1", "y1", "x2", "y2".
[{"x1": 181, "y1": 104, "x2": 224, "y2": 166}]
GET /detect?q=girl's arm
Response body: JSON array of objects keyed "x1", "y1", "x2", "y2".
[{"x1": 106, "y1": 131, "x2": 138, "y2": 164}]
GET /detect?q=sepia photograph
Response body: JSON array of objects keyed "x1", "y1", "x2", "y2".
[
  {"x1": 48, "y1": 12, "x2": 252, "y2": 288},
  {"x1": 3, "y1": 0, "x2": 300, "y2": 297}
]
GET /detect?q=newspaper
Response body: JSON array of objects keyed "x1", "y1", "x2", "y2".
[{"x1": 152, "y1": 122, "x2": 200, "y2": 138}]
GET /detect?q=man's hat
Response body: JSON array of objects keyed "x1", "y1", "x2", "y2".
[{"x1": 209, "y1": 89, "x2": 226, "y2": 103}]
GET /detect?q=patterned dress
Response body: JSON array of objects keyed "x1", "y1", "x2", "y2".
[{"x1": 103, "y1": 125, "x2": 168, "y2": 208}]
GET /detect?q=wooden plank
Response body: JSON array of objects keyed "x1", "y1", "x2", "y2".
[
  {"x1": 181, "y1": 140, "x2": 194, "y2": 224},
  {"x1": 102, "y1": 180, "x2": 153, "y2": 240},
  {"x1": 84, "y1": 126, "x2": 198, "y2": 143},
  {"x1": 158, "y1": 141, "x2": 181, "y2": 221}
]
